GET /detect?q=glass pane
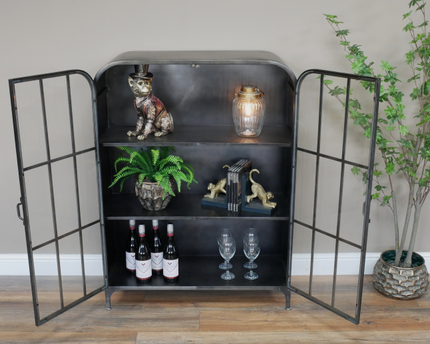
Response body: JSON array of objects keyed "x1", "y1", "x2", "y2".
[
  {"x1": 51, "y1": 158, "x2": 79, "y2": 237},
  {"x1": 340, "y1": 166, "x2": 368, "y2": 245},
  {"x1": 320, "y1": 76, "x2": 348, "y2": 159},
  {"x1": 14, "y1": 80, "x2": 47, "y2": 168},
  {"x1": 345, "y1": 80, "x2": 373, "y2": 166},
  {"x1": 58, "y1": 233, "x2": 84, "y2": 306},
  {"x1": 315, "y1": 157, "x2": 341, "y2": 236},
  {"x1": 69, "y1": 74, "x2": 95, "y2": 152},
  {"x1": 24, "y1": 166, "x2": 55, "y2": 247},
  {"x1": 297, "y1": 76, "x2": 319, "y2": 152},
  {"x1": 82, "y1": 224, "x2": 105, "y2": 292},
  {"x1": 33, "y1": 243, "x2": 61, "y2": 320},
  {"x1": 291, "y1": 223, "x2": 313, "y2": 292},
  {"x1": 77, "y1": 151, "x2": 100, "y2": 226},
  {"x1": 294, "y1": 151, "x2": 316, "y2": 225},
  {"x1": 333, "y1": 242, "x2": 361, "y2": 317},
  {"x1": 311, "y1": 232, "x2": 336, "y2": 306},
  {"x1": 43, "y1": 77, "x2": 73, "y2": 159}
]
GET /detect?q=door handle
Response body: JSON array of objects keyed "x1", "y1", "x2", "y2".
[{"x1": 16, "y1": 202, "x2": 24, "y2": 221}]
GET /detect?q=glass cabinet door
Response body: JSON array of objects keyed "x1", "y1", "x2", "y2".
[
  {"x1": 289, "y1": 69, "x2": 380, "y2": 324},
  {"x1": 10, "y1": 70, "x2": 107, "y2": 326}
]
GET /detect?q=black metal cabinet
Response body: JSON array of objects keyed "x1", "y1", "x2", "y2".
[{"x1": 10, "y1": 51, "x2": 380, "y2": 326}]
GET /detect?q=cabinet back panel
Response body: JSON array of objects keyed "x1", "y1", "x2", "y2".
[
  {"x1": 109, "y1": 219, "x2": 284, "y2": 262},
  {"x1": 106, "y1": 146, "x2": 290, "y2": 195},
  {"x1": 98, "y1": 64, "x2": 293, "y2": 128}
]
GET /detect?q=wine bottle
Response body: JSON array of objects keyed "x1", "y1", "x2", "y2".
[
  {"x1": 151, "y1": 219, "x2": 163, "y2": 275},
  {"x1": 163, "y1": 223, "x2": 179, "y2": 282},
  {"x1": 136, "y1": 224, "x2": 152, "y2": 283},
  {"x1": 125, "y1": 219, "x2": 137, "y2": 273}
]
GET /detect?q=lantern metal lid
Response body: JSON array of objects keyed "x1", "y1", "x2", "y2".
[{"x1": 236, "y1": 85, "x2": 264, "y2": 99}]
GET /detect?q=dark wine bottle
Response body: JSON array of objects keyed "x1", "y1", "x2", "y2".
[
  {"x1": 151, "y1": 219, "x2": 163, "y2": 275},
  {"x1": 163, "y1": 223, "x2": 179, "y2": 282},
  {"x1": 125, "y1": 219, "x2": 137, "y2": 273},
  {"x1": 136, "y1": 224, "x2": 152, "y2": 283}
]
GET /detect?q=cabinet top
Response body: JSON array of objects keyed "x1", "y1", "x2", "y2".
[{"x1": 95, "y1": 50, "x2": 296, "y2": 84}]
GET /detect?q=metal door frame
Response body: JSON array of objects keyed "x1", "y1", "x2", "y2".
[
  {"x1": 288, "y1": 69, "x2": 380, "y2": 324},
  {"x1": 10, "y1": 70, "x2": 108, "y2": 326}
]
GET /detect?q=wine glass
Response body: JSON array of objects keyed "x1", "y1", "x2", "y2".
[
  {"x1": 244, "y1": 240, "x2": 260, "y2": 280},
  {"x1": 243, "y1": 228, "x2": 259, "y2": 269},
  {"x1": 219, "y1": 237, "x2": 236, "y2": 280},
  {"x1": 217, "y1": 228, "x2": 233, "y2": 270}
]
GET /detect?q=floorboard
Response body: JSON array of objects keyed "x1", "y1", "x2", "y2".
[{"x1": 0, "y1": 275, "x2": 429, "y2": 343}]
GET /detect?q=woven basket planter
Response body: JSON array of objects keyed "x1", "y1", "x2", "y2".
[{"x1": 373, "y1": 250, "x2": 429, "y2": 300}]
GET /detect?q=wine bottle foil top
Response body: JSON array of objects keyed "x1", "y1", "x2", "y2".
[
  {"x1": 139, "y1": 224, "x2": 145, "y2": 235},
  {"x1": 152, "y1": 219, "x2": 159, "y2": 227},
  {"x1": 129, "y1": 219, "x2": 136, "y2": 227},
  {"x1": 167, "y1": 224, "x2": 174, "y2": 235}
]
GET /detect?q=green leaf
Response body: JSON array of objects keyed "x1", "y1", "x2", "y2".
[
  {"x1": 425, "y1": 80, "x2": 430, "y2": 95},
  {"x1": 351, "y1": 166, "x2": 360, "y2": 175},
  {"x1": 362, "y1": 171, "x2": 369, "y2": 183},
  {"x1": 329, "y1": 86, "x2": 346, "y2": 96},
  {"x1": 381, "y1": 61, "x2": 394, "y2": 72},
  {"x1": 336, "y1": 29, "x2": 349, "y2": 37},
  {"x1": 348, "y1": 99, "x2": 361, "y2": 109},
  {"x1": 374, "y1": 169, "x2": 383, "y2": 177},
  {"x1": 385, "y1": 161, "x2": 395, "y2": 175},
  {"x1": 381, "y1": 195, "x2": 392, "y2": 206},
  {"x1": 324, "y1": 14, "x2": 343, "y2": 25},
  {"x1": 399, "y1": 125, "x2": 410, "y2": 135},
  {"x1": 399, "y1": 139, "x2": 414, "y2": 149},
  {"x1": 416, "y1": 3, "x2": 426, "y2": 11},
  {"x1": 409, "y1": 0, "x2": 421, "y2": 8},
  {"x1": 403, "y1": 22, "x2": 414, "y2": 32},
  {"x1": 403, "y1": 11, "x2": 413, "y2": 19},
  {"x1": 375, "y1": 185, "x2": 385, "y2": 191}
]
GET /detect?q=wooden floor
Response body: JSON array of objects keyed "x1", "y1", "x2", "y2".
[{"x1": 1, "y1": 275, "x2": 430, "y2": 343}]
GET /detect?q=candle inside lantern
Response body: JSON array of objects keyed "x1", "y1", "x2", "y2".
[{"x1": 232, "y1": 85, "x2": 266, "y2": 137}]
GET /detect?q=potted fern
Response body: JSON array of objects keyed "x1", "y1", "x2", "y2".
[
  {"x1": 324, "y1": 0, "x2": 429, "y2": 299},
  {"x1": 109, "y1": 146, "x2": 197, "y2": 211}
]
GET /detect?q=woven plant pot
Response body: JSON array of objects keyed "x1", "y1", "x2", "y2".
[
  {"x1": 373, "y1": 250, "x2": 429, "y2": 300},
  {"x1": 135, "y1": 179, "x2": 175, "y2": 211}
]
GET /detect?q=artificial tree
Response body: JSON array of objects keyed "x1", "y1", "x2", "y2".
[{"x1": 324, "y1": 0, "x2": 430, "y2": 268}]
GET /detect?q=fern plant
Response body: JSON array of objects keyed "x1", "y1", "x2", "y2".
[{"x1": 109, "y1": 146, "x2": 197, "y2": 198}]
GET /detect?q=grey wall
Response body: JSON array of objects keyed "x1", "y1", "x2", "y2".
[{"x1": 1, "y1": 0, "x2": 428, "y2": 255}]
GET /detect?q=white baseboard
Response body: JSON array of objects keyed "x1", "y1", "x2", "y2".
[
  {"x1": 0, "y1": 254, "x2": 104, "y2": 276},
  {"x1": 1, "y1": 252, "x2": 429, "y2": 276}
]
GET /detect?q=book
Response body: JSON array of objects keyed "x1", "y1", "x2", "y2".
[
  {"x1": 236, "y1": 160, "x2": 252, "y2": 212},
  {"x1": 227, "y1": 159, "x2": 246, "y2": 212}
]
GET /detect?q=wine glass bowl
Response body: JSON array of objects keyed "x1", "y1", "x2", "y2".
[
  {"x1": 243, "y1": 228, "x2": 259, "y2": 269},
  {"x1": 217, "y1": 228, "x2": 233, "y2": 270},
  {"x1": 243, "y1": 240, "x2": 260, "y2": 280},
  {"x1": 219, "y1": 237, "x2": 236, "y2": 280}
]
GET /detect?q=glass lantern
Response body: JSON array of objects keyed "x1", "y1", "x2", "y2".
[{"x1": 232, "y1": 85, "x2": 266, "y2": 137}]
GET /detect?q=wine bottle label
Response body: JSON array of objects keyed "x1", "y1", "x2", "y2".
[
  {"x1": 136, "y1": 258, "x2": 152, "y2": 280},
  {"x1": 163, "y1": 258, "x2": 179, "y2": 278},
  {"x1": 126, "y1": 251, "x2": 136, "y2": 271},
  {"x1": 151, "y1": 252, "x2": 163, "y2": 271}
]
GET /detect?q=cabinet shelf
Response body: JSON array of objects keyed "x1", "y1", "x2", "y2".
[
  {"x1": 99, "y1": 125, "x2": 293, "y2": 147},
  {"x1": 108, "y1": 255, "x2": 286, "y2": 290},
  {"x1": 104, "y1": 193, "x2": 290, "y2": 220}
]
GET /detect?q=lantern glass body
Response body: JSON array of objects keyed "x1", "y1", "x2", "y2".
[{"x1": 232, "y1": 95, "x2": 266, "y2": 137}]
